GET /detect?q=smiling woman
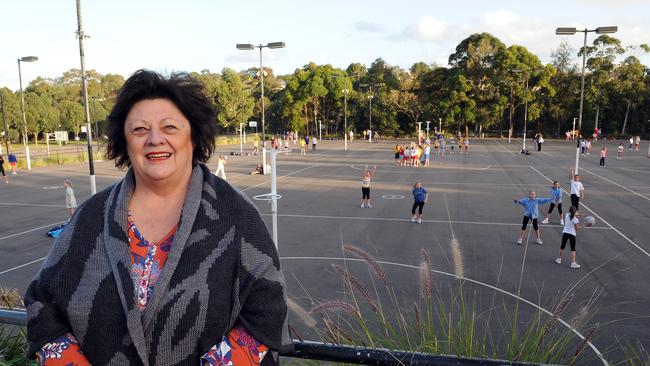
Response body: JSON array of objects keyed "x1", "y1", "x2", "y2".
[{"x1": 24, "y1": 70, "x2": 291, "y2": 365}]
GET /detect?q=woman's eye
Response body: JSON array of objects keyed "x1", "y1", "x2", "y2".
[
  {"x1": 164, "y1": 125, "x2": 179, "y2": 132},
  {"x1": 133, "y1": 127, "x2": 148, "y2": 134}
]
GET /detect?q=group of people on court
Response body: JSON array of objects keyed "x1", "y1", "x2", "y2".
[
  {"x1": 513, "y1": 170, "x2": 586, "y2": 269},
  {"x1": 360, "y1": 154, "x2": 589, "y2": 269},
  {"x1": 393, "y1": 135, "x2": 470, "y2": 168}
]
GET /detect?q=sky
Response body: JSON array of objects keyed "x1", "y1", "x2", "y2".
[{"x1": 1, "y1": 0, "x2": 649, "y2": 91}]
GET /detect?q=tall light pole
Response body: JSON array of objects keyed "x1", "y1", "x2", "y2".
[
  {"x1": 75, "y1": 0, "x2": 96, "y2": 195},
  {"x1": 18, "y1": 56, "x2": 38, "y2": 171},
  {"x1": 417, "y1": 121, "x2": 422, "y2": 143},
  {"x1": 556, "y1": 25, "x2": 617, "y2": 174},
  {"x1": 236, "y1": 42, "x2": 285, "y2": 175},
  {"x1": 1, "y1": 92, "x2": 9, "y2": 154},
  {"x1": 367, "y1": 95, "x2": 373, "y2": 143},
  {"x1": 426, "y1": 121, "x2": 430, "y2": 139},
  {"x1": 342, "y1": 89, "x2": 349, "y2": 150},
  {"x1": 359, "y1": 83, "x2": 380, "y2": 143},
  {"x1": 512, "y1": 68, "x2": 544, "y2": 153}
]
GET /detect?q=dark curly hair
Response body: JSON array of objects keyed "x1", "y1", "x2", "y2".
[{"x1": 106, "y1": 69, "x2": 217, "y2": 168}]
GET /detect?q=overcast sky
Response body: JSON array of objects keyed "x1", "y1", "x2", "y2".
[{"x1": 1, "y1": 0, "x2": 649, "y2": 90}]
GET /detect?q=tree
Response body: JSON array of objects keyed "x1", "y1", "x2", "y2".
[
  {"x1": 449, "y1": 33, "x2": 508, "y2": 134},
  {"x1": 214, "y1": 68, "x2": 255, "y2": 132}
]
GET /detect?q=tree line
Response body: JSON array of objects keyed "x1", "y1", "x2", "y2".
[{"x1": 1, "y1": 32, "x2": 648, "y2": 146}]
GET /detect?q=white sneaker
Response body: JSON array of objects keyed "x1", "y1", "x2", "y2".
[
  {"x1": 361, "y1": 203, "x2": 365, "y2": 208},
  {"x1": 541, "y1": 218, "x2": 549, "y2": 224},
  {"x1": 560, "y1": 219, "x2": 564, "y2": 225},
  {"x1": 570, "y1": 262, "x2": 581, "y2": 269},
  {"x1": 555, "y1": 258, "x2": 562, "y2": 264},
  {"x1": 417, "y1": 218, "x2": 422, "y2": 224},
  {"x1": 536, "y1": 238, "x2": 543, "y2": 245},
  {"x1": 411, "y1": 216, "x2": 416, "y2": 223},
  {"x1": 516, "y1": 238, "x2": 523, "y2": 245},
  {"x1": 367, "y1": 203, "x2": 372, "y2": 208}
]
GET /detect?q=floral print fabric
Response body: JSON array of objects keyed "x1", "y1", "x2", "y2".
[{"x1": 37, "y1": 215, "x2": 267, "y2": 365}]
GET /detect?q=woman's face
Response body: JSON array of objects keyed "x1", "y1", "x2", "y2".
[
  {"x1": 415, "y1": 182, "x2": 421, "y2": 189},
  {"x1": 124, "y1": 98, "x2": 194, "y2": 185}
]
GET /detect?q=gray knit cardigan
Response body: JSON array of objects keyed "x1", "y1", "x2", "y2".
[{"x1": 25, "y1": 164, "x2": 291, "y2": 365}]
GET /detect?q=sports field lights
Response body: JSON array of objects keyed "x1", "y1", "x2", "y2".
[{"x1": 555, "y1": 27, "x2": 577, "y2": 35}]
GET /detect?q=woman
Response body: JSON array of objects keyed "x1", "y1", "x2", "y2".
[
  {"x1": 556, "y1": 206, "x2": 583, "y2": 269},
  {"x1": 361, "y1": 165, "x2": 376, "y2": 208},
  {"x1": 64, "y1": 179, "x2": 77, "y2": 217},
  {"x1": 411, "y1": 181, "x2": 428, "y2": 224},
  {"x1": 25, "y1": 70, "x2": 291, "y2": 365}
]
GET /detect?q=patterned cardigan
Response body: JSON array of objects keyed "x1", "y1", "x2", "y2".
[{"x1": 25, "y1": 164, "x2": 291, "y2": 365}]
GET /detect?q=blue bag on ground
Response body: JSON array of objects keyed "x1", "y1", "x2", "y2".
[{"x1": 47, "y1": 224, "x2": 67, "y2": 238}]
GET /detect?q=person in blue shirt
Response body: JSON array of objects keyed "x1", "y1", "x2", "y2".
[
  {"x1": 514, "y1": 191, "x2": 553, "y2": 245},
  {"x1": 542, "y1": 181, "x2": 564, "y2": 225},
  {"x1": 411, "y1": 181, "x2": 428, "y2": 224}
]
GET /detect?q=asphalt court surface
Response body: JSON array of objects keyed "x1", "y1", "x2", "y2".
[{"x1": 1, "y1": 138, "x2": 649, "y2": 361}]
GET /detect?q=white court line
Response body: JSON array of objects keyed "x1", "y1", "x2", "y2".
[
  {"x1": 530, "y1": 166, "x2": 650, "y2": 258},
  {"x1": 280, "y1": 256, "x2": 607, "y2": 365},
  {"x1": 540, "y1": 150, "x2": 553, "y2": 158},
  {"x1": 494, "y1": 140, "x2": 515, "y2": 156},
  {"x1": 261, "y1": 213, "x2": 612, "y2": 230},
  {"x1": 0, "y1": 220, "x2": 68, "y2": 242},
  {"x1": 581, "y1": 167, "x2": 650, "y2": 202},
  {"x1": 0, "y1": 202, "x2": 66, "y2": 208},
  {"x1": 0, "y1": 257, "x2": 47, "y2": 276},
  {"x1": 619, "y1": 167, "x2": 650, "y2": 174}
]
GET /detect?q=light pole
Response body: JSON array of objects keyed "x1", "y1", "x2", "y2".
[
  {"x1": 426, "y1": 121, "x2": 430, "y2": 139},
  {"x1": 75, "y1": 0, "x2": 97, "y2": 194},
  {"x1": 359, "y1": 83, "x2": 380, "y2": 143},
  {"x1": 236, "y1": 42, "x2": 285, "y2": 175},
  {"x1": 556, "y1": 26, "x2": 617, "y2": 174},
  {"x1": 342, "y1": 89, "x2": 349, "y2": 150},
  {"x1": 439, "y1": 118, "x2": 442, "y2": 136},
  {"x1": 1, "y1": 92, "x2": 9, "y2": 154},
  {"x1": 512, "y1": 68, "x2": 544, "y2": 153},
  {"x1": 417, "y1": 121, "x2": 422, "y2": 143},
  {"x1": 367, "y1": 95, "x2": 373, "y2": 143},
  {"x1": 239, "y1": 122, "x2": 244, "y2": 154},
  {"x1": 18, "y1": 56, "x2": 38, "y2": 171},
  {"x1": 318, "y1": 120, "x2": 322, "y2": 141}
]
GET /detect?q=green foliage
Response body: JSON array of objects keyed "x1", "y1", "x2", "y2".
[{"x1": 1, "y1": 33, "x2": 650, "y2": 142}]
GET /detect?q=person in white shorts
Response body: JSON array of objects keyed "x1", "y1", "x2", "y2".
[{"x1": 556, "y1": 206, "x2": 584, "y2": 269}]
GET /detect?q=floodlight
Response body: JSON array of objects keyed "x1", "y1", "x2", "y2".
[
  {"x1": 236, "y1": 44, "x2": 255, "y2": 50},
  {"x1": 556, "y1": 27, "x2": 577, "y2": 35},
  {"x1": 596, "y1": 26, "x2": 617, "y2": 34},
  {"x1": 19, "y1": 56, "x2": 38, "y2": 62},
  {"x1": 267, "y1": 42, "x2": 285, "y2": 49}
]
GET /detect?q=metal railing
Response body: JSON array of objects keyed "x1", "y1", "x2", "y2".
[{"x1": 0, "y1": 309, "x2": 554, "y2": 365}]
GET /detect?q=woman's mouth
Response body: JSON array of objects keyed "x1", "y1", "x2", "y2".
[{"x1": 145, "y1": 152, "x2": 172, "y2": 160}]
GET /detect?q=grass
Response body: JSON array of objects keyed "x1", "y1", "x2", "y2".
[
  {"x1": 288, "y1": 245, "x2": 621, "y2": 365},
  {"x1": 0, "y1": 288, "x2": 36, "y2": 366}
]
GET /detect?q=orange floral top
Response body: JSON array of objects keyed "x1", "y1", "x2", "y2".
[{"x1": 36, "y1": 213, "x2": 268, "y2": 365}]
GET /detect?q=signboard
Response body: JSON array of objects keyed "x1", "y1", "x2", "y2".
[
  {"x1": 81, "y1": 126, "x2": 87, "y2": 133},
  {"x1": 249, "y1": 121, "x2": 258, "y2": 128},
  {"x1": 54, "y1": 131, "x2": 69, "y2": 142}
]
